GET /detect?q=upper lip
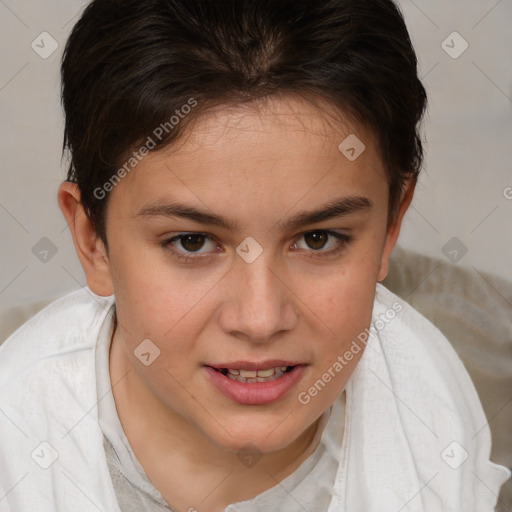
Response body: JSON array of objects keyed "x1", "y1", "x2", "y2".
[{"x1": 206, "y1": 360, "x2": 304, "y2": 371}]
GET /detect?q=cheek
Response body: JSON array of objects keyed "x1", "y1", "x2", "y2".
[
  {"x1": 108, "y1": 238, "x2": 219, "y2": 336},
  {"x1": 294, "y1": 277, "x2": 376, "y2": 412},
  {"x1": 113, "y1": 277, "x2": 212, "y2": 348},
  {"x1": 292, "y1": 254, "x2": 379, "y2": 405},
  {"x1": 309, "y1": 280, "x2": 375, "y2": 359},
  {"x1": 300, "y1": 250, "x2": 380, "y2": 332}
]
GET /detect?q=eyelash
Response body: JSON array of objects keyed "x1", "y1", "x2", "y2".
[{"x1": 161, "y1": 230, "x2": 352, "y2": 263}]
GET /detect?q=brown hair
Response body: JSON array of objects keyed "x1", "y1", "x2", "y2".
[{"x1": 61, "y1": 0, "x2": 427, "y2": 248}]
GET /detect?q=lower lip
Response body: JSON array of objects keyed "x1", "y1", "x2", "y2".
[{"x1": 204, "y1": 365, "x2": 306, "y2": 405}]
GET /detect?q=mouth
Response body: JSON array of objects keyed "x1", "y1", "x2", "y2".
[
  {"x1": 203, "y1": 361, "x2": 306, "y2": 405},
  {"x1": 212, "y1": 365, "x2": 296, "y2": 383}
]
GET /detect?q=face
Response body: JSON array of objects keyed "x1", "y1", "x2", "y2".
[{"x1": 92, "y1": 95, "x2": 406, "y2": 454}]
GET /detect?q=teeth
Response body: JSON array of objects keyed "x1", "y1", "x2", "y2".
[
  {"x1": 239, "y1": 369, "x2": 258, "y2": 378},
  {"x1": 219, "y1": 366, "x2": 295, "y2": 383},
  {"x1": 256, "y1": 368, "x2": 274, "y2": 378}
]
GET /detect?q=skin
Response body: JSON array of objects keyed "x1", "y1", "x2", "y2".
[{"x1": 58, "y1": 94, "x2": 415, "y2": 511}]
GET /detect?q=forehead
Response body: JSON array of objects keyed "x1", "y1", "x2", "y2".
[
  {"x1": 163, "y1": 94, "x2": 376, "y2": 160},
  {"x1": 107, "y1": 94, "x2": 387, "y2": 219}
]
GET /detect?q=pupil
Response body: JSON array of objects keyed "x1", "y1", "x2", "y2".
[{"x1": 305, "y1": 231, "x2": 327, "y2": 250}]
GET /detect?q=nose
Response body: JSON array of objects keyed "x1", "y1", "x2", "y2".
[{"x1": 218, "y1": 254, "x2": 298, "y2": 344}]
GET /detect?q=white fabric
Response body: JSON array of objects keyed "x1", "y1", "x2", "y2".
[{"x1": 0, "y1": 284, "x2": 509, "y2": 512}]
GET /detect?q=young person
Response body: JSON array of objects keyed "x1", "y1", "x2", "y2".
[{"x1": 0, "y1": 0, "x2": 509, "y2": 511}]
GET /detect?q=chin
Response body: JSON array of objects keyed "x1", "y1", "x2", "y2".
[{"x1": 203, "y1": 413, "x2": 309, "y2": 455}]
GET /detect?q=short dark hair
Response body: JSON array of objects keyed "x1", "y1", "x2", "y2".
[{"x1": 61, "y1": 0, "x2": 427, "y2": 247}]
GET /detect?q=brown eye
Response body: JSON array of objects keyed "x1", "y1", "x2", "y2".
[
  {"x1": 291, "y1": 230, "x2": 352, "y2": 260},
  {"x1": 179, "y1": 234, "x2": 206, "y2": 252},
  {"x1": 304, "y1": 231, "x2": 329, "y2": 250},
  {"x1": 162, "y1": 232, "x2": 219, "y2": 262}
]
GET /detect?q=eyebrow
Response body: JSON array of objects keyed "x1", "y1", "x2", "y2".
[{"x1": 135, "y1": 195, "x2": 373, "y2": 231}]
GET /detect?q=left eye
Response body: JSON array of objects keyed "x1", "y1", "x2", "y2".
[
  {"x1": 293, "y1": 230, "x2": 340, "y2": 251},
  {"x1": 164, "y1": 233, "x2": 217, "y2": 255},
  {"x1": 291, "y1": 230, "x2": 351, "y2": 257}
]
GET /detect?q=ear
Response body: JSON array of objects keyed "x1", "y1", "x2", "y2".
[
  {"x1": 377, "y1": 177, "x2": 416, "y2": 281},
  {"x1": 57, "y1": 181, "x2": 114, "y2": 296}
]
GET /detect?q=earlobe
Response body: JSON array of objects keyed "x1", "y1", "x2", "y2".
[
  {"x1": 57, "y1": 181, "x2": 114, "y2": 296},
  {"x1": 377, "y1": 177, "x2": 416, "y2": 282}
]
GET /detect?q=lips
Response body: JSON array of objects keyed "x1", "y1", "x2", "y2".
[{"x1": 203, "y1": 360, "x2": 307, "y2": 405}]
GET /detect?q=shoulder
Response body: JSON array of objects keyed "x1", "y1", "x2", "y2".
[
  {"x1": 0, "y1": 287, "x2": 115, "y2": 386},
  {"x1": 0, "y1": 287, "x2": 115, "y2": 436},
  {"x1": 365, "y1": 284, "x2": 511, "y2": 507},
  {"x1": 371, "y1": 283, "x2": 482, "y2": 417},
  {"x1": 0, "y1": 288, "x2": 120, "y2": 511},
  {"x1": 373, "y1": 282, "x2": 465, "y2": 365}
]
